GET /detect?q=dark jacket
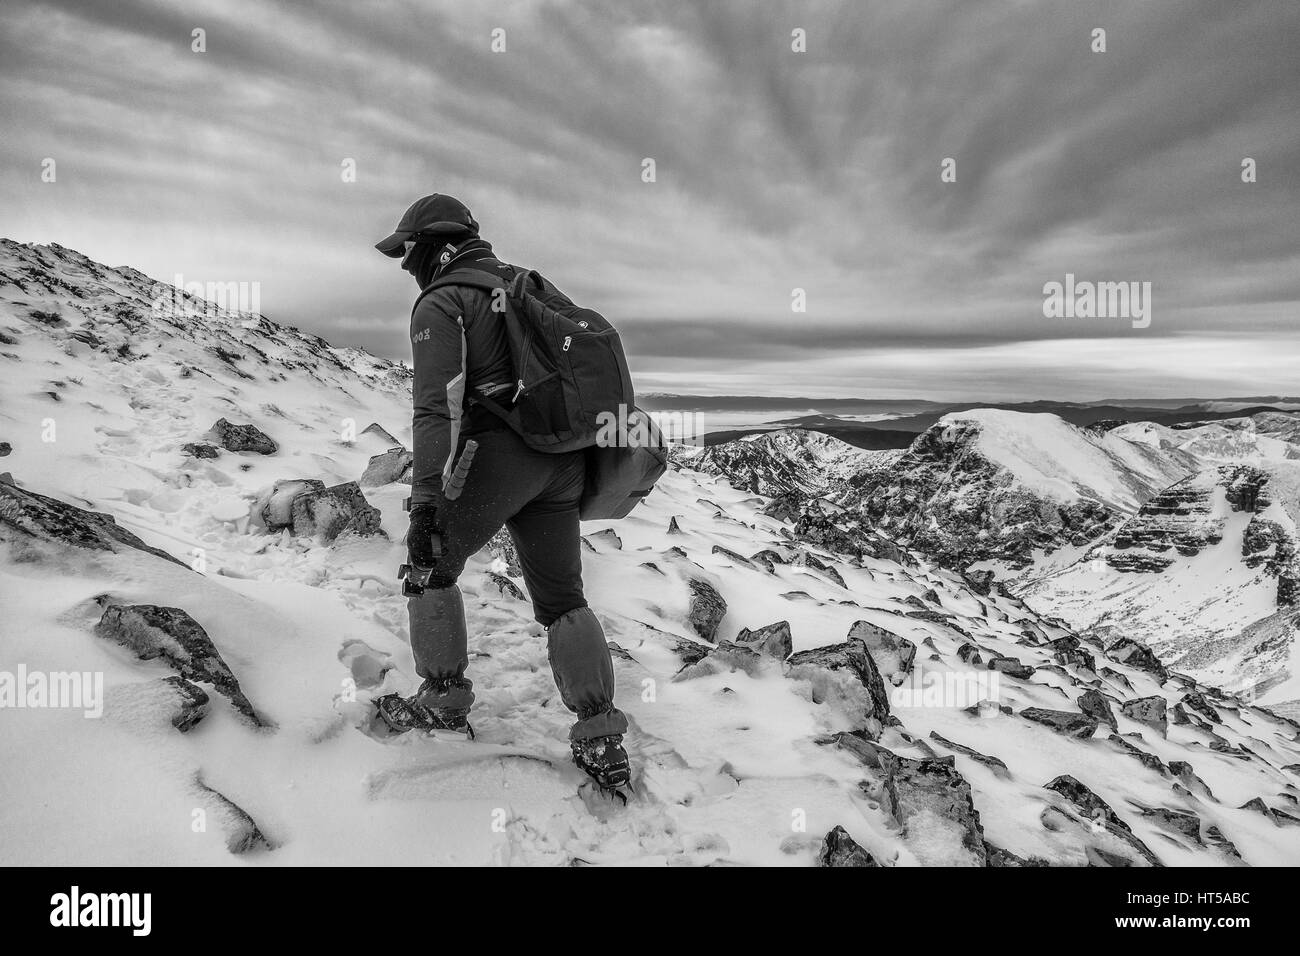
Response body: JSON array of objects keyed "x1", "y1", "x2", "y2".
[{"x1": 408, "y1": 247, "x2": 517, "y2": 506}]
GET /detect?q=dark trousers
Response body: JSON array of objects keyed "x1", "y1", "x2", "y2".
[{"x1": 407, "y1": 425, "x2": 627, "y2": 739}]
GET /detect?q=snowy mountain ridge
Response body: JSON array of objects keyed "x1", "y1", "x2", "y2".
[{"x1": 2, "y1": 241, "x2": 1300, "y2": 867}]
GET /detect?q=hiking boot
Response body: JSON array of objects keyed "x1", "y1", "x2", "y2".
[
  {"x1": 374, "y1": 690, "x2": 473, "y2": 738},
  {"x1": 571, "y1": 734, "x2": 631, "y2": 790}
]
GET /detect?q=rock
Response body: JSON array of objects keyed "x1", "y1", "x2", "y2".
[
  {"x1": 985, "y1": 844, "x2": 1050, "y2": 866},
  {"x1": 1140, "y1": 806, "x2": 1203, "y2": 844},
  {"x1": 290, "y1": 481, "x2": 383, "y2": 541},
  {"x1": 1019, "y1": 707, "x2": 1098, "y2": 739},
  {"x1": 673, "y1": 641, "x2": 765, "y2": 682},
  {"x1": 1168, "y1": 761, "x2": 1215, "y2": 800},
  {"x1": 1078, "y1": 689, "x2": 1118, "y2": 732},
  {"x1": 586, "y1": 528, "x2": 622, "y2": 551},
  {"x1": 1104, "y1": 637, "x2": 1168, "y2": 683},
  {"x1": 956, "y1": 642, "x2": 984, "y2": 667},
  {"x1": 817, "y1": 826, "x2": 879, "y2": 867},
  {"x1": 1044, "y1": 635, "x2": 1096, "y2": 672},
  {"x1": 1238, "y1": 797, "x2": 1300, "y2": 827},
  {"x1": 485, "y1": 571, "x2": 524, "y2": 600},
  {"x1": 193, "y1": 775, "x2": 273, "y2": 854},
  {"x1": 686, "y1": 578, "x2": 727, "y2": 641},
  {"x1": 1180, "y1": 692, "x2": 1221, "y2": 724},
  {"x1": 95, "y1": 604, "x2": 267, "y2": 727},
  {"x1": 0, "y1": 441, "x2": 12, "y2": 457},
  {"x1": 1044, "y1": 774, "x2": 1161, "y2": 865},
  {"x1": 667, "y1": 516, "x2": 683, "y2": 535},
  {"x1": 928, "y1": 731, "x2": 1011, "y2": 778},
  {"x1": 711, "y1": 544, "x2": 753, "y2": 567},
  {"x1": 181, "y1": 442, "x2": 220, "y2": 459},
  {"x1": 1108, "y1": 734, "x2": 1167, "y2": 775},
  {"x1": 988, "y1": 655, "x2": 1035, "y2": 680},
  {"x1": 210, "y1": 417, "x2": 277, "y2": 455},
  {"x1": 254, "y1": 479, "x2": 325, "y2": 530},
  {"x1": 847, "y1": 620, "x2": 917, "y2": 682},
  {"x1": 786, "y1": 637, "x2": 891, "y2": 727},
  {"x1": 733, "y1": 620, "x2": 793, "y2": 660},
  {"x1": 0, "y1": 480, "x2": 189, "y2": 568},
  {"x1": 831, "y1": 735, "x2": 986, "y2": 865},
  {"x1": 962, "y1": 568, "x2": 995, "y2": 596},
  {"x1": 606, "y1": 641, "x2": 636, "y2": 662},
  {"x1": 1121, "y1": 696, "x2": 1168, "y2": 735},
  {"x1": 359, "y1": 446, "x2": 412, "y2": 487},
  {"x1": 161, "y1": 676, "x2": 210, "y2": 732}
]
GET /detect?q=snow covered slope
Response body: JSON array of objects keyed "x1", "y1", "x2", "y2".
[{"x1": 3, "y1": 242, "x2": 1300, "y2": 867}]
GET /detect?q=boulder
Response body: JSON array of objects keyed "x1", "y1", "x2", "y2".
[
  {"x1": 1078, "y1": 689, "x2": 1118, "y2": 732},
  {"x1": 686, "y1": 578, "x2": 727, "y2": 642},
  {"x1": 928, "y1": 731, "x2": 1011, "y2": 779},
  {"x1": 786, "y1": 637, "x2": 891, "y2": 727},
  {"x1": 1045, "y1": 774, "x2": 1161, "y2": 866},
  {"x1": 290, "y1": 481, "x2": 383, "y2": 541},
  {"x1": 673, "y1": 641, "x2": 765, "y2": 682},
  {"x1": 359, "y1": 446, "x2": 412, "y2": 487},
  {"x1": 1019, "y1": 707, "x2": 1098, "y2": 739},
  {"x1": 210, "y1": 418, "x2": 277, "y2": 455},
  {"x1": 254, "y1": 479, "x2": 325, "y2": 531},
  {"x1": 1104, "y1": 637, "x2": 1168, "y2": 683},
  {"x1": 95, "y1": 604, "x2": 267, "y2": 727},
  {"x1": 847, "y1": 620, "x2": 917, "y2": 682},
  {"x1": 817, "y1": 826, "x2": 879, "y2": 867},
  {"x1": 733, "y1": 620, "x2": 793, "y2": 660},
  {"x1": 987, "y1": 655, "x2": 1035, "y2": 679},
  {"x1": 1121, "y1": 696, "x2": 1168, "y2": 736}
]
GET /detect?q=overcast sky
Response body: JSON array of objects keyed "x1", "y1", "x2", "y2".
[{"x1": 2, "y1": 0, "x2": 1297, "y2": 400}]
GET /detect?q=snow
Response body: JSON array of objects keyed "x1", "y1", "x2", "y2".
[{"x1": 2, "y1": 241, "x2": 1299, "y2": 866}]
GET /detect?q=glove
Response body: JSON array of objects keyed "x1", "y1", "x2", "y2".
[{"x1": 407, "y1": 503, "x2": 444, "y2": 568}]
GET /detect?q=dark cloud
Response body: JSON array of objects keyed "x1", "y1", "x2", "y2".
[{"x1": 1, "y1": 0, "x2": 1296, "y2": 399}]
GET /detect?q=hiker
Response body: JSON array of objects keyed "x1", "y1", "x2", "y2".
[{"x1": 372, "y1": 193, "x2": 630, "y2": 789}]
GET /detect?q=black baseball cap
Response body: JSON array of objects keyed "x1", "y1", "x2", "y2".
[{"x1": 374, "y1": 193, "x2": 479, "y2": 257}]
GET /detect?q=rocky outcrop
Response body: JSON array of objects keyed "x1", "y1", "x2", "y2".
[
  {"x1": 290, "y1": 481, "x2": 383, "y2": 541},
  {"x1": 95, "y1": 604, "x2": 267, "y2": 727},
  {"x1": 685, "y1": 579, "x2": 727, "y2": 642},
  {"x1": 0, "y1": 478, "x2": 189, "y2": 568},
  {"x1": 210, "y1": 418, "x2": 277, "y2": 455}
]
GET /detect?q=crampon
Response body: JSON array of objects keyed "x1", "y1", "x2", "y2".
[
  {"x1": 572, "y1": 734, "x2": 632, "y2": 804},
  {"x1": 374, "y1": 693, "x2": 474, "y2": 739}
]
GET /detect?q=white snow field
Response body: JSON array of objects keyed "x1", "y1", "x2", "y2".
[{"x1": 2, "y1": 241, "x2": 1299, "y2": 866}]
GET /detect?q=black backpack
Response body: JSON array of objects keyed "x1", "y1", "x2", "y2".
[{"x1": 419, "y1": 266, "x2": 666, "y2": 519}]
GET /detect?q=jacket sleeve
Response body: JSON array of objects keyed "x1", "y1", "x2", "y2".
[{"x1": 409, "y1": 287, "x2": 470, "y2": 508}]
